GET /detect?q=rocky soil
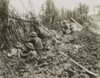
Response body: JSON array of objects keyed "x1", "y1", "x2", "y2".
[{"x1": 0, "y1": 27, "x2": 100, "y2": 78}]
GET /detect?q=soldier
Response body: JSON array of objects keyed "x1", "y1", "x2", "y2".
[
  {"x1": 69, "y1": 24, "x2": 74, "y2": 35},
  {"x1": 18, "y1": 43, "x2": 37, "y2": 60},
  {"x1": 62, "y1": 20, "x2": 71, "y2": 35},
  {"x1": 62, "y1": 20, "x2": 68, "y2": 34},
  {"x1": 29, "y1": 32, "x2": 43, "y2": 54}
]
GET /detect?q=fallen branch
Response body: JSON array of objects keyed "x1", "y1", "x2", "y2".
[
  {"x1": 9, "y1": 16, "x2": 34, "y2": 22},
  {"x1": 70, "y1": 59, "x2": 98, "y2": 77},
  {"x1": 70, "y1": 18, "x2": 83, "y2": 29}
]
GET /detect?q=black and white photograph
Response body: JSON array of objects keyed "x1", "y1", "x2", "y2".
[{"x1": 0, "y1": 0, "x2": 100, "y2": 78}]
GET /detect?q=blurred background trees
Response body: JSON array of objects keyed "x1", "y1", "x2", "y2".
[
  {"x1": 39, "y1": 0, "x2": 89, "y2": 29},
  {"x1": 39, "y1": 0, "x2": 59, "y2": 28},
  {"x1": 74, "y1": 3, "x2": 89, "y2": 25}
]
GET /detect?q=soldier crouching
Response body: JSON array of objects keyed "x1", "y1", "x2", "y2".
[
  {"x1": 29, "y1": 32, "x2": 43, "y2": 55},
  {"x1": 18, "y1": 43, "x2": 37, "y2": 63}
]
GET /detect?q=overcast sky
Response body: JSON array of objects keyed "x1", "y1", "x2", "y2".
[{"x1": 9, "y1": 0, "x2": 100, "y2": 15}]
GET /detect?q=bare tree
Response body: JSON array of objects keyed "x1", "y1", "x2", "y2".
[
  {"x1": 40, "y1": 0, "x2": 59, "y2": 27},
  {"x1": 0, "y1": 0, "x2": 10, "y2": 50}
]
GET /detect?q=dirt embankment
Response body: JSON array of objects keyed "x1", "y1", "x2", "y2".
[{"x1": 0, "y1": 16, "x2": 100, "y2": 78}]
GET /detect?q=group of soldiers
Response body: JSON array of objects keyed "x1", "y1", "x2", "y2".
[
  {"x1": 9, "y1": 19, "x2": 74, "y2": 63},
  {"x1": 17, "y1": 31, "x2": 44, "y2": 62}
]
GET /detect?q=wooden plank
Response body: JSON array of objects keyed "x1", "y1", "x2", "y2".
[
  {"x1": 70, "y1": 18, "x2": 83, "y2": 29},
  {"x1": 70, "y1": 59, "x2": 98, "y2": 77}
]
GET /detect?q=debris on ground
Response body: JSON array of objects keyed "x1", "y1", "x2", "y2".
[{"x1": 0, "y1": 25, "x2": 100, "y2": 78}]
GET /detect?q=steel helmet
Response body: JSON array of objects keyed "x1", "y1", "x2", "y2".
[
  {"x1": 30, "y1": 32, "x2": 37, "y2": 37},
  {"x1": 26, "y1": 43, "x2": 34, "y2": 50}
]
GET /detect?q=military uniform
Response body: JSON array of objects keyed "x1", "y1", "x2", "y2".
[
  {"x1": 29, "y1": 32, "x2": 43, "y2": 54},
  {"x1": 19, "y1": 43, "x2": 37, "y2": 61},
  {"x1": 30, "y1": 37, "x2": 43, "y2": 51},
  {"x1": 62, "y1": 20, "x2": 71, "y2": 35}
]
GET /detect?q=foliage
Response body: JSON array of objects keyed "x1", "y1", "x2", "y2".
[
  {"x1": 0, "y1": 0, "x2": 8, "y2": 23},
  {"x1": 73, "y1": 3, "x2": 89, "y2": 25},
  {"x1": 39, "y1": 1, "x2": 89, "y2": 30},
  {"x1": 0, "y1": 1, "x2": 100, "y2": 78},
  {"x1": 39, "y1": 0, "x2": 59, "y2": 27},
  {"x1": 0, "y1": 0, "x2": 9, "y2": 50},
  {"x1": 59, "y1": 3, "x2": 89, "y2": 25}
]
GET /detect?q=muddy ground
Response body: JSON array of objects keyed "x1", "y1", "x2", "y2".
[{"x1": 0, "y1": 26, "x2": 100, "y2": 78}]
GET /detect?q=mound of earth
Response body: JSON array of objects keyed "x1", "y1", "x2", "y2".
[
  {"x1": 69, "y1": 27, "x2": 100, "y2": 76},
  {"x1": 0, "y1": 27, "x2": 100, "y2": 78}
]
